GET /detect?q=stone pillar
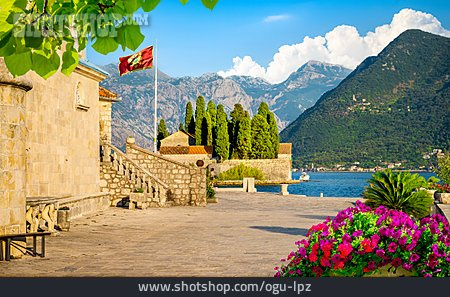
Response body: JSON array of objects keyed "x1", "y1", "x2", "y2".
[
  {"x1": 0, "y1": 60, "x2": 33, "y2": 257},
  {"x1": 280, "y1": 184, "x2": 289, "y2": 196}
]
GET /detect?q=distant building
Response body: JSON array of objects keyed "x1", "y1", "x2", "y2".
[
  {"x1": 160, "y1": 130, "x2": 195, "y2": 147},
  {"x1": 278, "y1": 143, "x2": 292, "y2": 160}
]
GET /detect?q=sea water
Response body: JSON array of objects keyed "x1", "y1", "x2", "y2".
[{"x1": 255, "y1": 172, "x2": 437, "y2": 198}]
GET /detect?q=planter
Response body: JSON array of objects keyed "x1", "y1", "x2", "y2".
[
  {"x1": 436, "y1": 193, "x2": 450, "y2": 204},
  {"x1": 129, "y1": 192, "x2": 148, "y2": 209},
  {"x1": 364, "y1": 265, "x2": 416, "y2": 277},
  {"x1": 207, "y1": 197, "x2": 219, "y2": 203},
  {"x1": 57, "y1": 209, "x2": 71, "y2": 231}
]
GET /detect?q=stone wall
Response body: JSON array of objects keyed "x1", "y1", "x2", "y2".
[
  {"x1": 24, "y1": 65, "x2": 105, "y2": 198},
  {"x1": 213, "y1": 159, "x2": 292, "y2": 181},
  {"x1": 57, "y1": 193, "x2": 110, "y2": 220},
  {"x1": 99, "y1": 101, "x2": 112, "y2": 142},
  {"x1": 0, "y1": 61, "x2": 33, "y2": 240},
  {"x1": 126, "y1": 143, "x2": 206, "y2": 206},
  {"x1": 99, "y1": 162, "x2": 134, "y2": 205}
]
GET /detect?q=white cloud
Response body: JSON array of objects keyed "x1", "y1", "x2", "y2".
[
  {"x1": 219, "y1": 8, "x2": 450, "y2": 84},
  {"x1": 263, "y1": 14, "x2": 291, "y2": 23}
]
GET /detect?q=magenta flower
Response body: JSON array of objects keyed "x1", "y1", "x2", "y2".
[
  {"x1": 402, "y1": 263, "x2": 412, "y2": 271},
  {"x1": 376, "y1": 249, "x2": 386, "y2": 258},
  {"x1": 392, "y1": 258, "x2": 402, "y2": 267},
  {"x1": 387, "y1": 242, "x2": 398, "y2": 253},
  {"x1": 409, "y1": 254, "x2": 420, "y2": 262}
]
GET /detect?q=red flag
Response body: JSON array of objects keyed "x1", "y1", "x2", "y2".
[{"x1": 118, "y1": 46, "x2": 154, "y2": 76}]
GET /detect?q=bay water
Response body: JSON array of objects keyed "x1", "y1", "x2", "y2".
[{"x1": 255, "y1": 171, "x2": 437, "y2": 198}]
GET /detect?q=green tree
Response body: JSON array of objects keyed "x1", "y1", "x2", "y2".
[
  {"x1": 0, "y1": 0, "x2": 219, "y2": 79},
  {"x1": 207, "y1": 100, "x2": 217, "y2": 129},
  {"x1": 195, "y1": 96, "x2": 205, "y2": 145},
  {"x1": 363, "y1": 170, "x2": 432, "y2": 219},
  {"x1": 202, "y1": 112, "x2": 213, "y2": 146},
  {"x1": 229, "y1": 104, "x2": 245, "y2": 158},
  {"x1": 215, "y1": 104, "x2": 229, "y2": 161},
  {"x1": 178, "y1": 122, "x2": 185, "y2": 131},
  {"x1": 251, "y1": 114, "x2": 272, "y2": 159},
  {"x1": 267, "y1": 111, "x2": 279, "y2": 158},
  {"x1": 236, "y1": 111, "x2": 252, "y2": 159},
  {"x1": 435, "y1": 154, "x2": 450, "y2": 184},
  {"x1": 257, "y1": 102, "x2": 270, "y2": 119},
  {"x1": 185, "y1": 101, "x2": 195, "y2": 135},
  {"x1": 157, "y1": 118, "x2": 169, "y2": 150}
]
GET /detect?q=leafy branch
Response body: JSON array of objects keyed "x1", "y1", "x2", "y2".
[{"x1": 0, "y1": 0, "x2": 219, "y2": 79}]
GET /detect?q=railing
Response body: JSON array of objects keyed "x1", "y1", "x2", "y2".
[{"x1": 100, "y1": 142, "x2": 169, "y2": 205}]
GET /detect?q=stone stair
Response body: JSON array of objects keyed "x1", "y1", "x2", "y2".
[{"x1": 99, "y1": 142, "x2": 170, "y2": 207}]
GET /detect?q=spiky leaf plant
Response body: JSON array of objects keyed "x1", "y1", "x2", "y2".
[{"x1": 364, "y1": 170, "x2": 433, "y2": 219}]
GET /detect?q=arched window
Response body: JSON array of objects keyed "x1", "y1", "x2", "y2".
[{"x1": 75, "y1": 82, "x2": 89, "y2": 111}]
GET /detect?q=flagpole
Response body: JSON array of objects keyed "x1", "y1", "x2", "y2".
[{"x1": 153, "y1": 40, "x2": 158, "y2": 153}]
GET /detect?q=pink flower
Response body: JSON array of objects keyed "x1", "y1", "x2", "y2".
[
  {"x1": 387, "y1": 242, "x2": 398, "y2": 253},
  {"x1": 392, "y1": 258, "x2": 402, "y2": 267},
  {"x1": 338, "y1": 243, "x2": 353, "y2": 258},
  {"x1": 409, "y1": 254, "x2": 420, "y2": 262}
]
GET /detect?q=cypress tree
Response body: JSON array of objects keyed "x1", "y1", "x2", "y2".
[
  {"x1": 202, "y1": 112, "x2": 213, "y2": 146},
  {"x1": 229, "y1": 104, "x2": 245, "y2": 158},
  {"x1": 215, "y1": 105, "x2": 229, "y2": 161},
  {"x1": 157, "y1": 118, "x2": 170, "y2": 150},
  {"x1": 257, "y1": 102, "x2": 270, "y2": 119},
  {"x1": 267, "y1": 111, "x2": 279, "y2": 158},
  {"x1": 185, "y1": 101, "x2": 195, "y2": 135},
  {"x1": 195, "y1": 96, "x2": 205, "y2": 145},
  {"x1": 179, "y1": 123, "x2": 185, "y2": 131},
  {"x1": 251, "y1": 114, "x2": 272, "y2": 159},
  {"x1": 236, "y1": 111, "x2": 252, "y2": 159},
  {"x1": 207, "y1": 100, "x2": 217, "y2": 129}
]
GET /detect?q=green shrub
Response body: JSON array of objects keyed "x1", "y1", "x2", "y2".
[
  {"x1": 435, "y1": 154, "x2": 450, "y2": 185},
  {"x1": 206, "y1": 170, "x2": 216, "y2": 200},
  {"x1": 217, "y1": 163, "x2": 265, "y2": 181},
  {"x1": 363, "y1": 170, "x2": 433, "y2": 219}
]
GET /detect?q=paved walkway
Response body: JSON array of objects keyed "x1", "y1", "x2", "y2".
[{"x1": 0, "y1": 193, "x2": 359, "y2": 277}]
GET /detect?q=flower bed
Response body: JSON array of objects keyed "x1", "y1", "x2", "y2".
[{"x1": 275, "y1": 201, "x2": 450, "y2": 277}]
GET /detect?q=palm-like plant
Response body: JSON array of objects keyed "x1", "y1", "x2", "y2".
[{"x1": 364, "y1": 170, "x2": 433, "y2": 219}]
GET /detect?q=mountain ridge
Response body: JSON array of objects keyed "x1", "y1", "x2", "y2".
[
  {"x1": 280, "y1": 29, "x2": 450, "y2": 168},
  {"x1": 100, "y1": 60, "x2": 350, "y2": 148}
]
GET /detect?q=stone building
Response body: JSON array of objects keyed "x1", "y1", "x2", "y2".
[
  {"x1": 160, "y1": 130, "x2": 196, "y2": 147},
  {"x1": 1, "y1": 59, "x2": 114, "y2": 241},
  {"x1": 1, "y1": 58, "x2": 207, "y2": 257},
  {"x1": 159, "y1": 145, "x2": 213, "y2": 167}
]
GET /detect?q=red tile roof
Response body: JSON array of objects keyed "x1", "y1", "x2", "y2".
[{"x1": 99, "y1": 86, "x2": 120, "y2": 101}]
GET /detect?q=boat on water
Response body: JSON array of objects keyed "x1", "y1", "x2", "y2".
[{"x1": 300, "y1": 172, "x2": 310, "y2": 181}]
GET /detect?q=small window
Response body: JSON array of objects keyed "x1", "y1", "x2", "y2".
[{"x1": 75, "y1": 82, "x2": 89, "y2": 111}]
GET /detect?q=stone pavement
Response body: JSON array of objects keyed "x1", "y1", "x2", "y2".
[{"x1": 0, "y1": 193, "x2": 359, "y2": 277}]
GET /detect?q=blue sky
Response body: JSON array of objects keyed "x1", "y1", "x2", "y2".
[{"x1": 86, "y1": 0, "x2": 450, "y2": 78}]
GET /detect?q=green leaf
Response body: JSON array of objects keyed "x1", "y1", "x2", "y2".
[
  {"x1": 24, "y1": 34, "x2": 44, "y2": 49},
  {"x1": 142, "y1": 0, "x2": 161, "y2": 11},
  {"x1": 201, "y1": 0, "x2": 218, "y2": 9},
  {"x1": 13, "y1": 0, "x2": 28, "y2": 10},
  {"x1": 4, "y1": 50, "x2": 32, "y2": 76},
  {"x1": 31, "y1": 51, "x2": 60, "y2": 79},
  {"x1": 179, "y1": 0, "x2": 189, "y2": 4},
  {"x1": 121, "y1": 0, "x2": 140, "y2": 14},
  {"x1": 116, "y1": 22, "x2": 144, "y2": 51},
  {"x1": 61, "y1": 45, "x2": 79, "y2": 76},
  {"x1": 92, "y1": 36, "x2": 119, "y2": 55}
]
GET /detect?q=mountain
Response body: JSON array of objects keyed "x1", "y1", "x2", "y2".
[
  {"x1": 280, "y1": 30, "x2": 450, "y2": 168},
  {"x1": 100, "y1": 61, "x2": 350, "y2": 148}
]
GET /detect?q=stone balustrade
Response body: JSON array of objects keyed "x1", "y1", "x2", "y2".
[
  {"x1": 125, "y1": 141, "x2": 207, "y2": 207},
  {"x1": 100, "y1": 142, "x2": 170, "y2": 206}
]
